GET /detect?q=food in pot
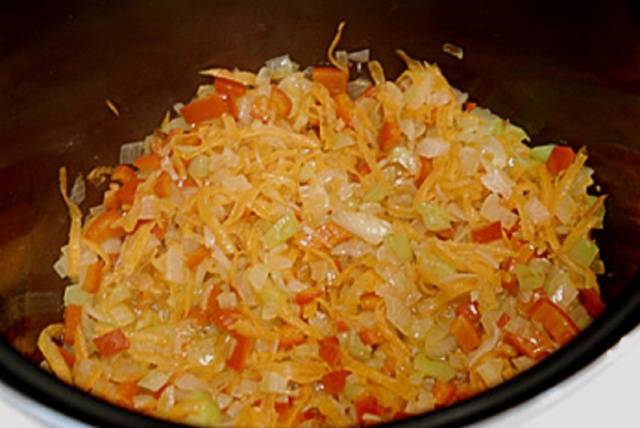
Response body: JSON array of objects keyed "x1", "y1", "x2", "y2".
[{"x1": 38, "y1": 26, "x2": 606, "y2": 427}]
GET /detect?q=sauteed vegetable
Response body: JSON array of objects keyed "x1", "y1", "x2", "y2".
[{"x1": 39, "y1": 25, "x2": 606, "y2": 427}]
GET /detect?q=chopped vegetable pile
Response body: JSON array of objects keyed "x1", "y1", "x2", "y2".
[{"x1": 39, "y1": 25, "x2": 606, "y2": 427}]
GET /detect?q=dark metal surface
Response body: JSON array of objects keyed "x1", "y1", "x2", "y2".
[{"x1": 0, "y1": 1, "x2": 639, "y2": 426}]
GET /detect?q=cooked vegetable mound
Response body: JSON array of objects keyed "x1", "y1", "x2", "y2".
[{"x1": 39, "y1": 35, "x2": 606, "y2": 427}]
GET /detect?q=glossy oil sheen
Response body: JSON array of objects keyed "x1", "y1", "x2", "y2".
[{"x1": 0, "y1": 1, "x2": 639, "y2": 426}]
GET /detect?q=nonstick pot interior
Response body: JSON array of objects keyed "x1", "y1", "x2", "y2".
[{"x1": 1, "y1": 1, "x2": 640, "y2": 427}]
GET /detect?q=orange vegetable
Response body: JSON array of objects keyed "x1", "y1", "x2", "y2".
[
  {"x1": 436, "y1": 227, "x2": 456, "y2": 241},
  {"x1": 321, "y1": 369, "x2": 350, "y2": 396},
  {"x1": 504, "y1": 330, "x2": 552, "y2": 360},
  {"x1": 207, "y1": 287, "x2": 242, "y2": 331},
  {"x1": 188, "y1": 307, "x2": 210, "y2": 327},
  {"x1": 63, "y1": 305, "x2": 82, "y2": 346},
  {"x1": 115, "y1": 177, "x2": 141, "y2": 205},
  {"x1": 455, "y1": 297, "x2": 481, "y2": 323},
  {"x1": 450, "y1": 314, "x2": 481, "y2": 353},
  {"x1": 227, "y1": 333, "x2": 252, "y2": 372},
  {"x1": 318, "y1": 336, "x2": 341, "y2": 366},
  {"x1": 278, "y1": 325, "x2": 306, "y2": 350},
  {"x1": 251, "y1": 95, "x2": 276, "y2": 124},
  {"x1": 111, "y1": 165, "x2": 136, "y2": 184},
  {"x1": 295, "y1": 288, "x2": 323, "y2": 305},
  {"x1": 470, "y1": 221, "x2": 503, "y2": 244},
  {"x1": 180, "y1": 177, "x2": 197, "y2": 188},
  {"x1": 546, "y1": 146, "x2": 575, "y2": 175},
  {"x1": 312, "y1": 222, "x2": 352, "y2": 249},
  {"x1": 58, "y1": 346, "x2": 76, "y2": 367},
  {"x1": 180, "y1": 94, "x2": 228, "y2": 124},
  {"x1": 271, "y1": 86, "x2": 292, "y2": 118},
  {"x1": 335, "y1": 93, "x2": 355, "y2": 126},
  {"x1": 154, "y1": 171, "x2": 173, "y2": 198},
  {"x1": 464, "y1": 101, "x2": 477, "y2": 112},
  {"x1": 300, "y1": 408, "x2": 325, "y2": 423},
  {"x1": 416, "y1": 157, "x2": 433, "y2": 187},
  {"x1": 274, "y1": 397, "x2": 293, "y2": 417},
  {"x1": 94, "y1": 329, "x2": 129, "y2": 357},
  {"x1": 433, "y1": 380, "x2": 456, "y2": 408},
  {"x1": 360, "y1": 292, "x2": 381, "y2": 311},
  {"x1": 115, "y1": 381, "x2": 139, "y2": 409},
  {"x1": 361, "y1": 85, "x2": 376, "y2": 99},
  {"x1": 83, "y1": 260, "x2": 105, "y2": 293},
  {"x1": 311, "y1": 66, "x2": 348, "y2": 96},
  {"x1": 378, "y1": 120, "x2": 402, "y2": 152},
  {"x1": 355, "y1": 159, "x2": 371, "y2": 178},
  {"x1": 214, "y1": 77, "x2": 246, "y2": 98},
  {"x1": 578, "y1": 288, "x2": 606, "y2": 318},
  {"x1": 133, "y1": 153, "x2": 162, "y2": 173},
  {"x1": 529, "y1": 298, "x2": 579, "y2": 346},
  {"x1": 354, "y1": 395, "x2": 384, "y2": 423},
  {"x1": 103, "y1": 190, "x2": 120, "y2": 210},
  {"x1": 85, "y1": 210, "x2": 124, "y2": 243},
  {"x1": 186, "y1": 246, "x2": 211, "y2": 271},
  {"x1": 336, "y1": 319, "x2": 350, "y2": 332},
  {"x1": 358, "y1": 328, "x2": 385, "y2": 346},
  {"x1": 497, "y1": 313, "x2": 511, "y2": 328}
]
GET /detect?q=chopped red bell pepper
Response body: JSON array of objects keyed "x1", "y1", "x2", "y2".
[
  {"x1": 180, "y1": 93, "x2": 228, "y2": 124},
  {"x1": 94, "y1": 328, "x2": 129, "y2": 357},
  {"x1": 318, "y1": 336, "x2": 341, "y2": 366},
  {"x1": 450, "y1": 314, "x2": 481, "y2": 353},
  {"x1": 320, "y1": 369, "x2": 350, "y2": 396},
  {"x1": 546, "y1": 146, "x2": 575, "y2": 175},
  {"x1": 378, "y1": 120, "x2": 402, "y2": 152},
  {"x1": 529, "y1": 298, "x2": 579, "y2": 346},
  {"x1": 578, "y1": 288, "x2": 606, "y2": 318},
  {"x1": 227, "y1": 333, "x2": 252, "y2": 372},
  {"x1": 471, "y1": 221, "x2": 503, "y2": 244},
  {"x1": 133, "y1": 153, "x2": 162, "y2": 173},
  {"x1": 416, "y1": 157, "x2": 433, "y2": 187},
  {"x1": 311, "y1": 66, "x2": 348, "y2": 96},
  {"x1": 295, "y1": 288, "x2": 323, "y2": 305},
  {"x1": 83, "y1": 260, "x2": 105, "y2": 294},
  {"x1": 215, "y1": 77, "x2": 246, "y2": 98},
  {"x1": 111, "y1": 165, "x2": 137, "y2": 184},
  {"x1": 85, "y1": 210, "x2": 125, "y2": 243},
  {"x1": 63, "y1": 305, "x2": 82, "y2": 346}
]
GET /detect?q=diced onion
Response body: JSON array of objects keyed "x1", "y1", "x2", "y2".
[
  {"x1": 138, "y1": 370, "x2": 171, "y2": 392},
  {"x1": 264, "y1": 54, "x2": 299, "y2": 80},
  {"x1": 417, "y1": 137, "x2": 449, "y2": 158},
  {"x1": 70, "y1": 175, "x2": 86, "y2": 205},
  {"x1": 481, "y1": 169, "x2": 514, "y2": 198},
  {"x1": 524, "y1": 196, "x2": 550, "y2": 225},
  {"x1": 175, "y1": 373, "x2": 208, "y2": 392},
  {"x1": 332, "y1": 210, "x2": 391, "y2": 245},
  {"x1": 119, "y1": 141, "x2": 149, "y2": 165},
  {"x1": 64, "y1": 284, "x2": 92, "y2": 307},
  {"x1": 165, "y1": 244, "x2": 186, "y2": 284},
  {"x1": 246, "y1": 263, "x2": 269, "y2": 291},
  {"x1": 347, "y1": 49, "x2": 370, "y2": 63}
]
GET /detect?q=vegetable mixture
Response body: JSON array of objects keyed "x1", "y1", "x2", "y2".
[{"x1": 39, "y1": 26, "x2": 606, "y2": 427}]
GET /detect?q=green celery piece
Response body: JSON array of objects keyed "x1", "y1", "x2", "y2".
[
  {"x1": 568, "y1": 238, "x2": 598, "y2": 268},
  {"x1": 184, "y1": 391, "x2": 222, "y2": 426},
  {"x1": 363, "y1": 182, "x2": 388, "y2": 203},
  {"x1": 413, "y1": 353, "x2": 456, "y2": 381},
  {"x1": 417, "y1": 250, "x2": 456, "y2": 281},
  {"x1": 417, "y1": 202, "x2": 451, "y2": 232},
  {"x1": 263, "y1": 213, "x2": 300, "y2": 249},
  {"x1": 530, "y1": 144, "x2": 555, "y2": 163},
  {"x1": 513, "y1": 264, "x2": 546, "y2": 291},
  {"x1": 384, "y1": 232, "x2": 413, "y2": 263}
]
